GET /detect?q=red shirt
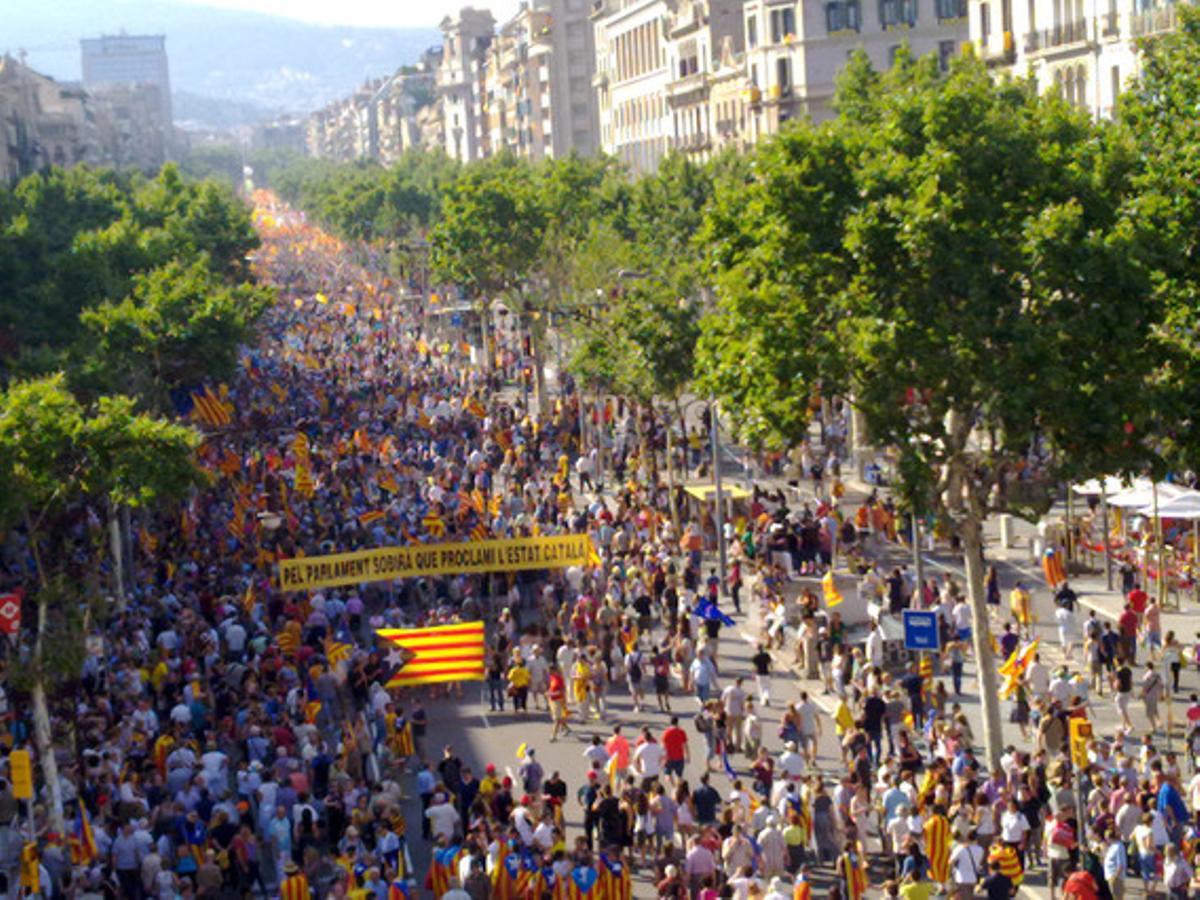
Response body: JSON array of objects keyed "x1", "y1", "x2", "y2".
[
  {"x1": 661, "y1": 726, "x2": 688, "y2": 762},
  {"x1": 547, "y1": 672, "x2": 565, "y2": 701},
  {"x1": 1128, "y1": 588, "x2": 1148, "y2": 614},
  {"x1": 1118, "y1": 608, "x2": 1139, "y2": 637}
]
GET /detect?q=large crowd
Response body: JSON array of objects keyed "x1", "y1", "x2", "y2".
[{"x1": 3, "y1": 193, "x2": 1200, "y2": 900}]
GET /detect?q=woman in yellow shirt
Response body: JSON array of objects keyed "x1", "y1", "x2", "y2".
[{"x1": 507, "y1": 658, "x2": 531, "y2": 713}]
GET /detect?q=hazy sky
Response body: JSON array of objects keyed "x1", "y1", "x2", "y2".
[{"x1": 181, "y1": 0, "x2": 522, "y2": 28}]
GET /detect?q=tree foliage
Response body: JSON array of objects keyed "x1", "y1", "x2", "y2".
[
  {"x1": 78, "y1": 259, "x2": 274, "y2": 412},
  {"x1": 0, "y1": 164, "x2": 262, "y2": 379}
]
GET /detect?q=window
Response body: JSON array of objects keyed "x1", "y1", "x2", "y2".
[
  {"x1": 980, "y1": 2, "x2": 991, "y2": 42},
  {"x1": 938, "y1": 39, "x2": 956, "y2": 69},
  {"x1": 1110, "y1": 64, "x2": 1120, "y2": 104},
  {"x1": 826, "y1": 0, "x2": 862, "y2": 30},
  {"x1": 776, "y1": 56, "x2": 793, "y2": 93},
  {"x1": 770, "y1": 7, "x2": 797, "y2": 42},
  {"x1": 935, "y1": 0, "x2": 967, "y2": 17},
  {"x1": 750, "y1": 64, "x2": 759, "y2": 86},
  {"x1": 888, "y1": 44, "x2": 902, "y2": 66},
  {"x1": 879, "y1": 0, "x2": 917, "y2": 26},
  {"x1": 747, "y1": 14, "x2": 759, "y2": 47}
]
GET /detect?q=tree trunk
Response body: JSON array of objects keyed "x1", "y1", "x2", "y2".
[
  {"x1": 109, "y1": 503, "x2": 126, "y2": 609},
  {"x1": 960, "y1": 511, "x2": 1005, "y2": 771},
  {"x1": 666, "y1": 411, "x2": 680, "y2": 537},
  {"x1": 32, "y1": 592, "x2": 66, "y2": 837}
]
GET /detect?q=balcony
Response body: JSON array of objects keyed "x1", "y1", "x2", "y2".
[
  {"x1": 981, "y1": 31, "x2": 1017, "y2": 66},
  {"x1": 1130, "y1": 4, "x2": 1176, "y2": 35},
  {"x1": 1023, "y1": 18, "x2": 1089, "y2": 53}
]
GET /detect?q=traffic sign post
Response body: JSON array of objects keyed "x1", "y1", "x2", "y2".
[
  {"x1": 902, "y1": 610, "x2": 940, "y2": 652},
  {"x1": 9, "y1": 748, "x2": 31, "y2": 800}
]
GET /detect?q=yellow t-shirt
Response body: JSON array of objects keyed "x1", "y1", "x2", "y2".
[
  {"x1": 507, "y1": 665, "x2": 531, "y2": 688},
  {"x1": 900, "y1": 883, "x2": 932, "y2": 900}
]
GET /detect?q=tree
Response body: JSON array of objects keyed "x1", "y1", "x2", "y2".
[
  {"x1": 700, "y1": 54, "x2": 1158, "y2": 769},
  {"x1": 0, "y1": 375, "x2": 201, "y2": 834},
  {"x1": 1117, "y1": 6, "x2": 1200, "y2": 467},
  {"x1": 77, "y1": 258, "x2": 273, "y2": 412}
]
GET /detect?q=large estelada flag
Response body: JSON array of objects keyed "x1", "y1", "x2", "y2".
[{"x1": 377, "y1": 622, "x2": 485, "y2": 687}]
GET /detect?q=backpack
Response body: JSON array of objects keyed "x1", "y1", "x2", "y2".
[{"x1": 628, "y1": 654, "x2": 643, "y2": 683}]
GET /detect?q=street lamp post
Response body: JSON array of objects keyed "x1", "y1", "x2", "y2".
[{"x1": 710, "y1": 397, "x2": 728, "y2": 598}]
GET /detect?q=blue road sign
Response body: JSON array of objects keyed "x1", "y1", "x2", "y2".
[{"x1": 902, "y1": 610, "x2": 940, "y2": 651}]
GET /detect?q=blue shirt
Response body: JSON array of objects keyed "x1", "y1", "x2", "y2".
[{"x1": 1158, "y1": 781, "x2": 1188, "y2": 826}]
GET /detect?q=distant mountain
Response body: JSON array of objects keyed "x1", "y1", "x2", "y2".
[{"x1": 5, "y1": 0, "x2": 440, "y2": 121}]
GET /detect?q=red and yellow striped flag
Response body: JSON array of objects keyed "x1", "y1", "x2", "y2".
[
  {"x1": 294, "y1": 465, "x2": 315, "y2": 498},
  {"x1": 358, "y1": 510, "x2": 385, "y2": 527},
  {"x1": 378, "y1": 473, "x2": 400, "y2": 494},
  {"x1": 376, "y1": 622, "x2": 486, "y2": 687},
  {"x1": 191, "y1": 385, "x2": 233, "y2": 428}
]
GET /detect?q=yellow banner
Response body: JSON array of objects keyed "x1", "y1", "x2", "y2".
[{"x1": 278, "y1": 533, "x2": 592, "y2": 592}]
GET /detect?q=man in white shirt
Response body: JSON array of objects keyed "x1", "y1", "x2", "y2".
[
  {"x1": 778, "y1": 742, "x2": 805, "y2": 781},
  {"x1": 722, "y1": 679, "x2": 748, "y2": 753},
  {"x1": 425, "y1": 793, "x2": 460, "y2": 842},
  {"x1": 865, "y1": 622, "x2": 884, "y2": 669},
  {"x1": 948, "y1": 830, "x2": 985, "y2": 898},
  {"x1": 633, "y1": 729, "x2": 665, "y2": 789}
]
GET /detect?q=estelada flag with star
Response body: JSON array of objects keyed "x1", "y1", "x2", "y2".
[{"x1": 376, "y1": 622, "x2": 485, "y2": 687}]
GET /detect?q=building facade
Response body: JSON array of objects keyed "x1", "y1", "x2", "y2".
[
  {"x1": 0, "y1": 54, "x2": 146, "y2": 182},
  {"x1": 80, "y1": 34, "x2": 173, "y2": 147},
  {"x1": 592, "y1": 0, "x2": 678, "y2": 175},
  {"x1": 741, "y1": 0, "x2": 970, "y2": 135},
  {"x1": 437, "y1": 8, "x2": 496, "y2": 162},
  {"x1": 663, "y1": 0, "x2": 747, "y2": 162},
  {"x1": 970, "y1": 0, "x2": 1180, "y2": 117},
  {"x1": 482, "y1": 0, "x2": 600, "y2": 161}
]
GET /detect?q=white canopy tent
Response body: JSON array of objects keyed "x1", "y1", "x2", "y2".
[
  {"x1": 1072, "y1": 476, "x2": 1137, "y2": 497},
  {"x1": 1107, "y1": 481, "x2": 1197, "y2": 509},
  {"x1": 1138, "y1": 493, "x2": 1200, "y2": 520}
]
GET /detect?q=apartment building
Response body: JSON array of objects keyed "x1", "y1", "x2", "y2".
[
  {"x1": 437, "y1": 8, "x2": 496, "y2": 162},
  {"x1": 741, "y1": 0, "x2": 970, "y2": 134},
  {"x1": 483, "y1": 0, "x2": 600, "y2": 160},
  {"x1": 663, "y1": 0, "x2": 747, "y2": 162},
  {"x1": 80, "y1": 34, "x2": 173, "y2": 157},
  {"x1": 970, "y1": 0, "x2": 1180, "y2": 117},
  {"x1": 0, "y1": 53, "x2": 169, "y2": 182},
  {"x1": 592, "y1": 0, "x2": 678, "y2": 175}
]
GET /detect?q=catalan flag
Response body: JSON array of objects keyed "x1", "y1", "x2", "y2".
[
  {"x1": 325, "y1": 639, "x2": 352, "y2": 666},
  {"x1": 304, "y1": 678, "x2": 322, "y2": 724},
  {"x1": 138, "y1": 527, "x2": 158, "y2": 555},
  {"x1": 821, "y1": 570, "x2": 844, "y2": 608},
  {"x1": 1000, "y1": 640, "x2": 1039, "y2": 699},
  {"x1": 68, "y1": 804, "x2": 98, "y2": 865},
  {"x1": 470, "y1": 524, "x2": 489, "y2": 542},
  {"x1": 294, "y1": 465, "x2": 315, "y2": 498},
  {"x1": 376, "y1": 622, "x2": 486, "y2": 687},
  {"x1": 428, "y1": 845, "x2": 464, "y2": 897},
  {"x1": 190, "y1": 385, "x2": 233, "y2": 428},
  {"x1": 463, "y1": 396, "x2": 487, "y2": 418},
  {"x1": 269, "y1": 382, "x2": 288, "y2": 403},
  {"x1": 358, "y1": 510, "x2": 386, "y2": 527},
  {"x1": 293, "y1": 432, "x2": 310, "y2": 463},
  {"x1": 242, "y1": 582, "x2": 255, "y2": 617},
  {"x1": 598, "y1": 854, "x2": 631, "y2": 900},
  {"x1": 924, "y1": 813, "x2": 951, "y2": 883},
  {"x1": 378, "y1": 473, "x2": 400, "y2": 494},
  {"x1": 277, "y1": 621, "x2": 301, "y2": 656},
  {"x1": 421, "y1": 513, "x2": 446, "y2": 538}
]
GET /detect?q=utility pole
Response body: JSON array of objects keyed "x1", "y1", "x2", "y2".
[{"x1": 711, "y1": 398, "x2": 727, "y2": 597}]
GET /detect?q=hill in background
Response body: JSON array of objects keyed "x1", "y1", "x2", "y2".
[{"x1": 5, "y1": 0, "x2": 439, "y2": 126}]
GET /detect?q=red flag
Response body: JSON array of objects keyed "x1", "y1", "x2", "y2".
[{"x1": 0, "y1": 589, "x2": 22, "y2": 635}]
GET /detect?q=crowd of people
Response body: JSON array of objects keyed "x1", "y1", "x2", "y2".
[{"x1": 5, "y1": 190, "x2": 1200, "y2": 900}]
